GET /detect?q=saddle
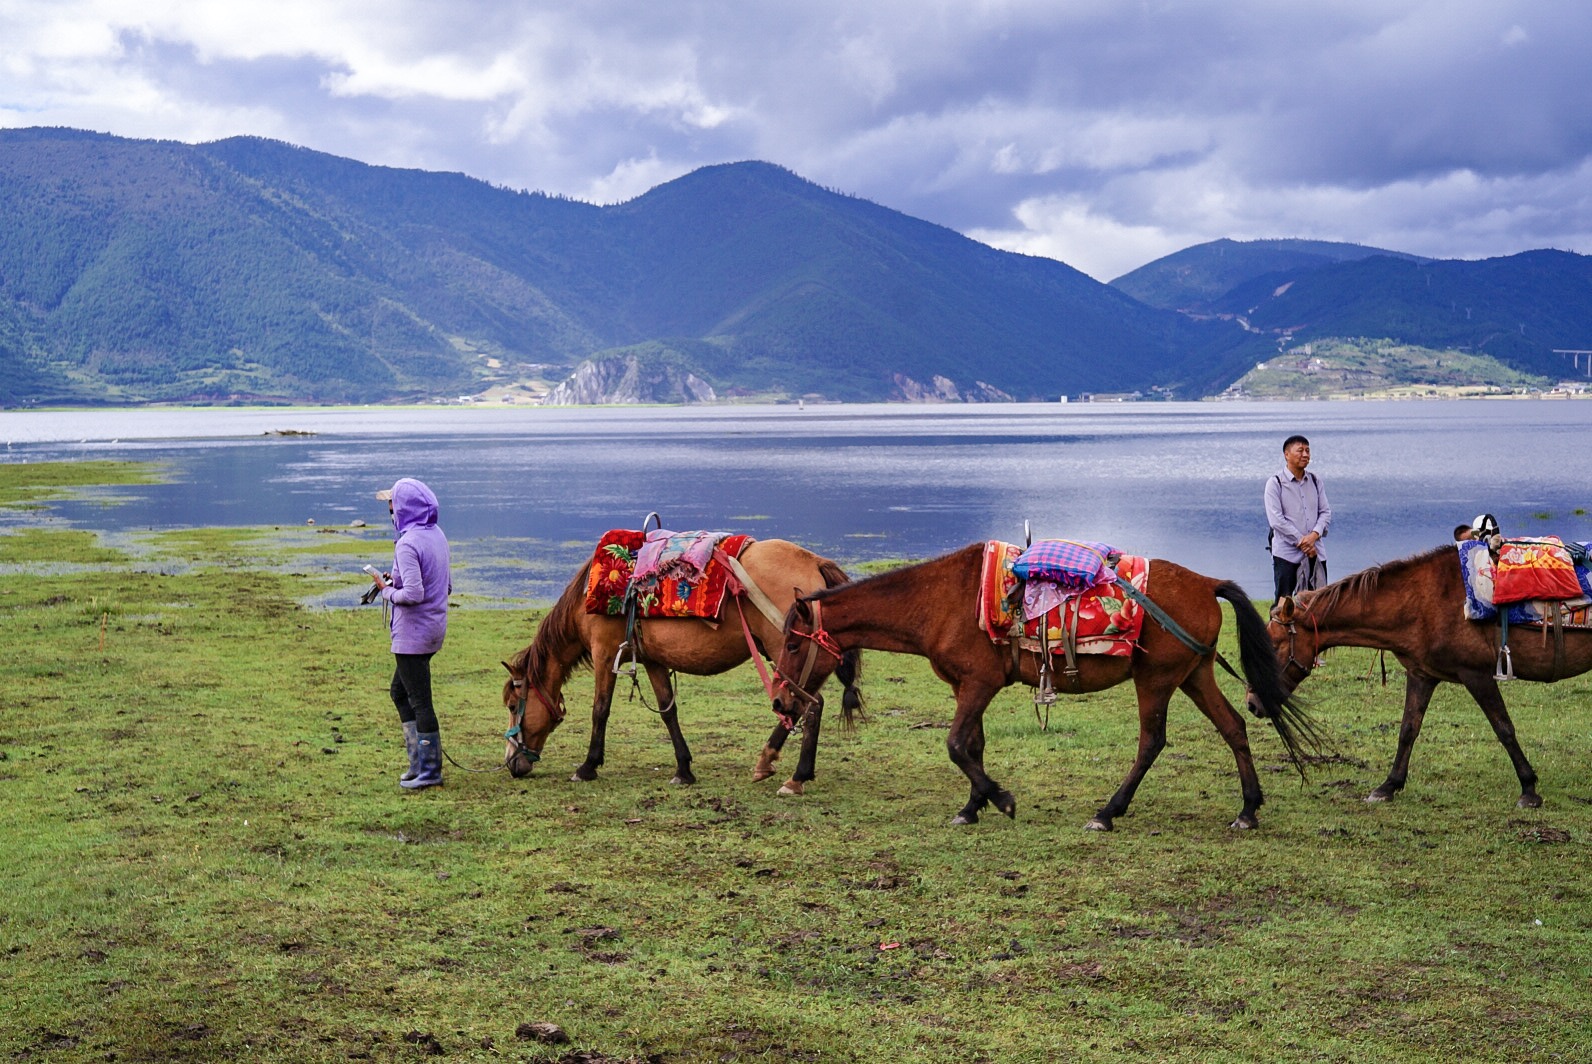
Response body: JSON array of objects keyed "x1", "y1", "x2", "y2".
[
  {"x1": 583, "y1": 528, "x2": 753, "y2": 620},
  {"x1": 978, "y1": 540, "x2": 1150, "y2": 658},
  {"x1": 1457, "y1": 536, "x2": 1592, "y2": 680}
]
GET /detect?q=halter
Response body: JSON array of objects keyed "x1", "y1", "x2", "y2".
[
  {"x1": 504, "y1": 667, "x2": 566, "y2": 767},
  {"x1": 769, "y1": 599, "x2": 845, "y2": 726},
  {"x1": 1274, "y1": 602, "x2": 1320, "y2": 682}
]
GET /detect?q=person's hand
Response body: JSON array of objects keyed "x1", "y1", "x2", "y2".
[{"x1": 1299, "y1": 532, "x2": 1320, "y2": 557}]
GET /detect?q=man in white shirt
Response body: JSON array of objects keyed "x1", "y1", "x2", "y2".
[{"x1": 1265, "y1": 434, "x2": 1332, "y2": 601}]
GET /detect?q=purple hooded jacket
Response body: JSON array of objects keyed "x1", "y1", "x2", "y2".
[{"x1": 382, "y1": 478, "x2": 451, "y2": 655}]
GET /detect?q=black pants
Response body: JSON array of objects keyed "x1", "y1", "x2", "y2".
[
  {"x1": 391, "y1": 652, "x2": 439, "y2": 733},
  {"x1": 1273, "y1": 556, "x2": 1326, "y2": 601}
]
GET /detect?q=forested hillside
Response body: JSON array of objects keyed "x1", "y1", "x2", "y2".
[{"x1": 0, "y1": 128, "x2": 1246, "y2": 405}]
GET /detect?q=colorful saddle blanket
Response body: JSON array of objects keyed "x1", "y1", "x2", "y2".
[
  {"x1": 1458, "y1": 539, "x2": 1592, "y2": 626},
  {"x1": 978, "y1": 540, "x2": 1149, "y2": 657},
  {"x1": 584, "y1": 529, "x2": 752, "y2": 618},
  {"x1": 634, "y1": 529, "x2": 730, "y2": 585}
]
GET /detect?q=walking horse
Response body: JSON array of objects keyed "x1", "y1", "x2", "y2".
[{"x1": 772, "y1": 543, "x2": 1319, "y2": 831}]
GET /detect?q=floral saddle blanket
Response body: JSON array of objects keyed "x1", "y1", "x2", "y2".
[
  {"x1": 977, "y1": 540, "x2": 1149, "y2": 656},
  {"x1": 584, "y1": 529, "x2": 753, "y2": 619},
  {"x1": 1457, "y1": 537, "x2": 1592, "y2": 627}
]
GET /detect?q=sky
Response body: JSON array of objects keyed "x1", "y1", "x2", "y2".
[{"x1": 3, "y1": 0, "x2": 1590, "y2": 281}]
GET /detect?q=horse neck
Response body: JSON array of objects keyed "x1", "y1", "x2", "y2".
[
  {"x1": 816, "y1": 548, "x2": 977, "y2": 655},
  {"x1": 1301, "y1": 553, "x2": 1444, "y2": 653},
  {"x1": 526, "y1": 569, "x2": 594, "y2": 688}
]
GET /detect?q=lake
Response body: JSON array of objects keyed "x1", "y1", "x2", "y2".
[{"x1": 4, "y1": 400, "x2": 1591, "y2": 604}]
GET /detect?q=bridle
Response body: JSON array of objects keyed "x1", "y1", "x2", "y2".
[
  {"x1": 1272, "y1": 602, "x2": 1319, "y2": 682},
  {"x1": 769, "y1": 599, "x2": 845, "y2": 727},
  {"x1": 504, "y1": 667, "x2": 566, "y2": 768}
]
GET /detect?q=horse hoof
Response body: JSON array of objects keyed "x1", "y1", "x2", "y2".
[
  {"x1": 1084, "y1": 817, "x2": 1113, "y2": 832},
  {"x1": 1364, "y1": 789, "x2": 1394, "y2": 803},
  {"x1": 570, "y1": 770, "x2": 597, "y2": 783},
  {"x1": 777, "y1": 780, "x2": 804, "y2": 796},
  {"x1": 751, "y1": 766, "x2": 774, "y2": 782},
  {"x1": 996, "y1": 792, "x2": 1017, "y2": 819},
  {"x1": 1229, "y1": 815, "x2": 1258, "y2": 830},
  {"x1": 1517, "y1": 793, "x2": 1544, "y2": 809},
  {"x1": 669, "y1": 775, "x2": 695, "y2": 786},
  {"x1": 950, "y1": 813, "x2": 977, "y2": 825}
]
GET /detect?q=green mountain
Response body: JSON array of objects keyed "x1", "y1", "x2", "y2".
[
  {"x1": 0, "y1": 127, "x2": 1235, "y2": 406},
  {"x1": 1206, "y1": 250, "x2": 1592, "y2": 382},
  {"x1": 1111, "y1": 237, "x2": 1429, "y2": 310}
]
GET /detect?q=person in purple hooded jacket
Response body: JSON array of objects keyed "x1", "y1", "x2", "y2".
[{"x1": 368, "y1": 478, "x2": 452, "y2": 789}]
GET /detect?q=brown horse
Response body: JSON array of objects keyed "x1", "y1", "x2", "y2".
[
  {"x1": 501, "y1": 539, "x2": 862, "y2": 792},
  {"x1": 773, "y1": 543, "x2": 1317, "y2": 831},
  {"x1": 1268, "y1": 544, "x2": 1589, "y2": 808}
]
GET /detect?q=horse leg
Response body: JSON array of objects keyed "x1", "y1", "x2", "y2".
[
  {"x1": 945, "y1": 681, "x2": 1015, "y2": 825},
  {"x1": 779, "y1": 697, "x2": 827, "y2": 797},
  {"x1": 1179, "y1": 665, "x2": 1263, "y2": 829},
  {"x1": 752, "y1": 721, "x2": 789, "y2": 782},
  {"x1": 645, "y1": 665, "x2": 695, "y2": 785},
  {"x1": 571, "y1": 668, "x2": 617, "y2": 782},
  {"x1": 1460, "y1": 673, "x2": 1541, "y2": 808},
  {"x1": 1369, "y1": 669, "x2": 1437, "y2": 802},
  {"x1": 1087, "y1": 679, "x2": 1172, "y2": 832}
]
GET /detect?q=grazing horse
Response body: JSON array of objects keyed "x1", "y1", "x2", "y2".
[
  {"x1": 773, "y1": 543, "x2": 1317, "y2": 831},
  {"x1": 1268, "y1": 544, "x2": 1591, "y2": 808},
  {"x1": 502, "y1": 539, "x2": 862, "y2": 792}
]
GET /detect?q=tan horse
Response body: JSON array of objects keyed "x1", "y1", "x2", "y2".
[
  {"x1": 774, "y1": 543, "x2": 1318, "y2": 831},
  {"x1": 1269, "y1": 544, "x2": 1592, "y2": 808},
  {"x1": 502, "y1": 538, "x2": 862, "y2": 793}
]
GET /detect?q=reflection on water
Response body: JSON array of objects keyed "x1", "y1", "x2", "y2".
[{"x1": 4, "y1": 401, "x2": 1592, "y2": 603}]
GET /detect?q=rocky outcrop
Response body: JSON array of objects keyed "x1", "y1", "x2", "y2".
[
  {"x1": 892, "y1": 373, "x2": 1014, "y2": 403},
  {"x1": 543, "y1": 356, "x2": 717, "y2": 405}
]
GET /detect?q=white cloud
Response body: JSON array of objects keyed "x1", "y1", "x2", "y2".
[{"x1": 2, "y1": 0, "x2": 1591, "y2": 278}]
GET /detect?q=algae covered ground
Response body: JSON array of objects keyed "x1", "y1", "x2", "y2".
[{"x1": 2, "y1": 462, "x2": 1591, "y2": 1062}]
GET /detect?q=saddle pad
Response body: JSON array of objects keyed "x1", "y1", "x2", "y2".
[
  {"x1": 634, "y1": 529, "x2": 731, "y2": 584},
  {"x1": 978, "y1": 540, "x2": 1149, "y2": 656},
  {"x1": 1012, "y1": 539, "x2": 1119, "y2": 590},
  {"x1": 1458, "y1": 539, "x2": 1592, "y2": 626},
  {"x1": 1493, "y1": 536, "x2": 1584, "y2": 605},
  {"x1": 584, "y1": 530, "x2": 753, "y2": 618}
]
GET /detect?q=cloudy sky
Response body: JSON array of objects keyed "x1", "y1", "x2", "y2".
[{"x1": 3, "y1": 0, "x2": 1589, "y2": 280}]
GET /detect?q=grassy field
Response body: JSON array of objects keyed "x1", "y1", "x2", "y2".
[{"x1": 3, "y1": 462, "x2": 1591, "y2": 1063}]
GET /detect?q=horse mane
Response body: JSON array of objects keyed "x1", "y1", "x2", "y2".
[
  {"x1": 510, "y1": 560, "x2": 594, "y2": 679},
  {"x1": 1304, "y1": 544, "x2": 1454, "y2": 615}
]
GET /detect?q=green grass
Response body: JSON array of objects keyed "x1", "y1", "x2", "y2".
[{"x1": 3, "y1": 464, "x2": 1591, "y2": 1062}]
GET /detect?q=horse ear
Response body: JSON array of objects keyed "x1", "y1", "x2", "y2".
[
  {"x1": 1276, "y1": 597, "x2": 1295, "y2": 623},
  {"x1": 501, "y1": 660, "x2": 514, "y2": 673}
]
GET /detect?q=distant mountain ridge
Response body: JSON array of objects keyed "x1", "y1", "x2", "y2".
[
  {"x1": 3, "y1": 128, "x2": 1590, "y2": 406},
  {"x1": 0, "y1": 128, "x2": 1237, "y2": 405},
  {"x1": 1110, "y1": 237, "x2": 1431, "y2": 310}
]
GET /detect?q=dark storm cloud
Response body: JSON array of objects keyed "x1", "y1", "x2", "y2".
[{"x1": 2, "y1": 0, "x2": 1589, "y2": 278}]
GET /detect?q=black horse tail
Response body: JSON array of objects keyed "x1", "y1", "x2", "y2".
[
  {"x1": 818, "y1": 560, "x2": 865, "y2": 729},
  {"x1": 1214, "y1": 581, "x2": 1326, "y2": 777}
]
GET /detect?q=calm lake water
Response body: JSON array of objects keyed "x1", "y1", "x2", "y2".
[{"x1": 4, "y1": 400, "x2": 1591, "y2": 603}]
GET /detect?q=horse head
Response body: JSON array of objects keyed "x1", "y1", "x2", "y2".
[
  {"x1": 771, "y1": 595, "x2": 845, "y2": 723},
  {"x1": 1264, "y1": 594, "x2": 1319, "y2": 695},
  {"x1": 501, "y1": 658, "x2": 566, "y2": 778}
]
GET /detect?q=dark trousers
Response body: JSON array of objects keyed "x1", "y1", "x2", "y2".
[
  {"x1": 391, "y1": 652, "x2": 438, "y2": 733},
  {"x1": 1273, "y1": 555, "x2": 1326, "y2": 601}
]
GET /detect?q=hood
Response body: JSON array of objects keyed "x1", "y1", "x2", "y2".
[{"x1": 389, "y1": 478, "x2": 439, "y2": 535}]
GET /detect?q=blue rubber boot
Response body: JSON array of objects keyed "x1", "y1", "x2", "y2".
[
  {"x1": 400, "y1": 732, "x2": 443, "y2": 790},
  {"x1": 399, "y1": 721, "x2": 420, "y2": 783}
]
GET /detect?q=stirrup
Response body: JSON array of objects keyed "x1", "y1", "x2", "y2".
[
  {"x1": 612, "y1": 641, "x2": 638, "y2": 678},
  {"x1": 1494, "y1": 644, "x2": 1514, "y2": 681}
]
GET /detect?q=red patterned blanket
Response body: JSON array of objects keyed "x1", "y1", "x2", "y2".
[
  {"x1": 978, "y1": 540, "x2": 1149, "y2": 657},
  {"x1": 583, "y1": 530, "x2": 753, "y2": 618}
]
